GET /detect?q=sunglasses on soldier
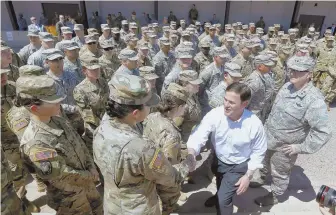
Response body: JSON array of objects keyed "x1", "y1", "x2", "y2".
[
  {"x1": 103, "y1": 47, "x2": 113, "y2": 51},
  {"x1": 88, "y1": 42, "x2": 97, "y2": 45}
]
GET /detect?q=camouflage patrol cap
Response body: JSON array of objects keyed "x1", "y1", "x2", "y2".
[
  {"x1": 195, "y1": 21, "x2": 201, "y2": 26},
  {"x1": 130, "y1": 23, "x2": 138, "y2": 29},
  {"x1": 249, "y1": 23, "x2": 255, "y2": 27},
  {"x1": 182, "y1": 31, "x2": 190, "y2": 37},
  {"x1": 237, "y1": 30, "x2": 244, "y2": 35},
  {"x1": 287, "y1": 55, "x2": 315, "y2": 72},
  {"x1": 170, "y1": 21, "x2": 176, "y2": 25},
  {"x1": 109, "y1": 74, "x2": 160, "y2": 106},
  {"x1": 297, "y1": 43, "x2": 309, "y2": 53},
  {"x1": 232, "y1": 23, "x2": 237, "y2": 27},
  {"x1": 177, "y1": 48, "x2": 192, "y2": 58},
  {"x1": 99, "y1": 40, "x2": 114, "y2": 49},
  {"x1": 121, "y1": 20, "x2": 128, "y2": 25},
  {"x1": 209, "y1": 25, "x2": 216, "y2": 30},
  {"x1": 19, "y1": 65, "x2": 44, "y2": 77},
  {"x1": 1, "y1": 40, "x2": 10, "y2": 51},
  {"x1": 39, "y1": 32, "x2": 54, "y2": 42},
  {"x1": 63, "y1": 41, "x2": 80, "y2": 50},
  {"x1": 213, "y1": 47, "x2": 231, "y2": 59},
  {"x1": 152, "y1": 22, "x2": 159, "y2": 27},
  {"x1": 274, "y1": 24, "x2": 281, "y2": 28},
  {"x1": 281, "y1": 34, "x2": 289, "y2": 40},
  {"x1": 225, "y1": 34, "x2": 235, "y2": 42},
  {"x1": 118, "y1": 49, "x2": 138, "y2": 61},
  {"x1": 179, "y1": 70, "x2": 202, "y2": 85},
  {"x1": 288, "y1": 28, "x2": 296, "y2": 34},
  {"x1": 87, "y1": 28, "x2": 98, "y2": 34},
  {"x1": 224, "y1": 62, "x2": 242, "y2": 78},
  {"x1": 159, "y1": 38, "x2": 170, "y2": 46},
  {"x1": 141, "y1": 26, "x2": 149, "y2": 33},
  {"x1": 256, "y1": 29, "x2": 264, "y2": 34},
  {"x1": 165, "y1": 83, "x2": 189, "y2": 102},
  {"x1": 308, "y1": 27, "x2": 315, "y2": 34},
  {"x1": 111, "y1": 27, "x2": 120, "y2": 34},
  {"x1": 225, "y1": 24, "x2": 232, "y2": 29},
  {"x1": 199, "y1": 39, "x2": 211, "y2": 48},
  {"x1": 61, "y1": 27, "x2": 72, "y2": 34},
  {"x1": 241, "y1": 39, "x2": 254, "y2": 48},
  {"x1": 139, "y1": 42, "x2": 149, "y2": 50},
  {"x1": 170, "y1": 29, "x2": 178, "y2": 35},
  {"x1": 204, "y1": 23, "x2": 211, "y2": 28},
  {"x1": 254, "y1": 54, "x2": 275, "y2": 67},
  {"x1": 101, "y1": 24, "x2": 110, "y2": 31},
  {"x1": 74, "y1": 24, "x2": 84, "y2": 31},
  {"x1": 27, "y1": 28, "x2": 39, "y2": 37},
  {"x1": 250, "y1": 37, "x2": 261, "y2": 47},
  {"x1": 80, "y1": 55, "x2": 101, "y2": 69},
  {"x1": 325, "y1": 29, "x2": 332, "y2": 35},
  {"x1": 85, "y1": 35, "x2": 97, "y2": 43},
  {"x1": 162, "y1": 26, "x2": 170, "y2": 32},
  {"x1": 263, "y1": 50, "x2": 278, "y2": 62},
  {"x1": 216, "y1": 23, "x2": 222, "y2": 28},
  {"x1": 280, "y1": 45, "x2": 292, "y2": 55},
  {"x1": 326, "y1": 36, "x2": 335, "y2": 41},
  {"x1": 278, "y1": 31, "x2": 284, "y2": 36},
  {"x1": 170, "y1": 34, "x2": 178, "y2": 39},
  {"x1": 139, "y1": 66, "x2": 158, "y2": 80},
  {"x1": 148, "y1": 32, "x2": 157, "y2": 38},
  {"x1": 242, "y1": 25, "x2": 248, "y2": 30},
  {"x1": 269, "y1": 38, "x2": 278, "y2": 45},
  {"x1": 16, "y1": 75, "x2": 66, "y2": 103},
  {"x1": 180, "y1": 19, "x2": 186, "y2": 24},
  {"x1": 0, "y1": 68, "x2": 10, "y2": 74},
  {"x1": 43, "y1": 48, "x2": 64, "y2": 60},
  {"x1": 237, "y1": 22, "x2": 242, "y2": 26},
  {"x1": 124, "y1": 34, "x2": 134, "y2": 43},
  {"x1": 268, "y1": 26, "x2": 275, "y2": 32}
]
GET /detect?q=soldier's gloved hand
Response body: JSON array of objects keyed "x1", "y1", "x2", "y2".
[
  {"x1": 89, "y1": 168, "x2": 100, "y2": 182},
  {"x1": 282, "y1": 144, "x2": 301, "y2": 156}
]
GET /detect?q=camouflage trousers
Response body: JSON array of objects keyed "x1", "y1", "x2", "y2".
[
  {"x1": 3, "y1": 148, "x2": 28, "y2": 198},
  {"x1": 1, "y1": 185, "x2": 28, "y2": 215},
  {"x1": 157, "y1": 184, "x2": 181, "y2": 214},
  {"x1": 321, "y1": 75, "x2": 336, "y2": 104},
  {"x1": 259, "y1": 149, "x2": 298, "y2": 196},
  {"x1": 46, "y1": 181, "x2": 103, "y2": 215},
  {"x1": 313, "y1": 70, "x2": 328, "y2": 89}
]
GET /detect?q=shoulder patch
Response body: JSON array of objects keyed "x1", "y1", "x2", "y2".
[
  {"x1": 12, "y1": 118, "x2": 29, "y2": 132},
  {"x1": 30, "y1": 149, "x2": 57, "y2": 162},
  {"x1": 149, "y1": 149, "x2": 164, "y2": 171}
]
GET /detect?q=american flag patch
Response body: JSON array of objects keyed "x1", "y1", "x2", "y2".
[
  {"x1": 30, "y1": 150, "x2": 57, "y2": 162},
  {"x1": 149, "y1": 149, "x2": 163, "y2": 170},
  {"x1": 13, "y1": 119, "x2": 29, "y2": 132}
]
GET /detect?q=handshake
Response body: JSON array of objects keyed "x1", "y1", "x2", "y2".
[{"x1": 181, "y1": 148, "x2": 197, "y2": 172}]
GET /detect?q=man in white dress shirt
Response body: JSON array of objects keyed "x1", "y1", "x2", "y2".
[{"x1": 187, "y1": 82, "x2": 267, "y2": 215}]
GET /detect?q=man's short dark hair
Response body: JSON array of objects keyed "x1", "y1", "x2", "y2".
[{"x1": 226, "y1": 82, "x2": 251, "y2": 102}]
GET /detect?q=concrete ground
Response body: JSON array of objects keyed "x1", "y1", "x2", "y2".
[{"x1": 27, "y1": 104, "x2": 335, "y2": 215}]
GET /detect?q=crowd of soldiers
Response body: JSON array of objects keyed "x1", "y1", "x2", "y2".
[{"x1": 1, "y1": 14, "x2": 335, "y2": 215}]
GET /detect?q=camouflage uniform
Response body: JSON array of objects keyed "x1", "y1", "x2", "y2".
[
  {"x1": 18, "y1": 75, "x2": 103, "y2": 214},
  {"x1": 1, "y1": 72, "x2": 27, "y2": 200},
  {"x1": 1, "y1": 148, "x2": 28, "y2": 215},
  {"x1": 114, "y1": 49, "x2": 140, "y2": 76},
  {"x1": 257, "y1": 56, "x2": 331, "y2": 200},
  {"x1": 272, "y1": 47, "x2": 291, "y2": 93},
  {"x1": 194, "y1": 40, "x2": 213, "y2": 73},
  {"x1": 209, "y1": 62, "x2": 242, "y2": 109},
  {"x1": 244, "y1": 55, "x2": 275, "y2": 122},
  {"x1": 98, "y1": 39, "x2": 120, "y2": 80},
  {"x1": 93, "y1": 74, "x2": 190, "y2": 214},
  {"x1": 200, "y1": 33, "x2": 220, "y2": 54},
  {"x1": 231, "y1": 52, "x2": 254, "y2": 79},
  {"x1": 72, "y1": 24, "x2": 85, "y2": 48},
  {"x1": 73, "y1": 57, "x2": 109, "y2": 154},
  {"x1": 63, "y1": 57, "x2": 84, "y2": 83},
  {"x1": 79, "y1": 35, "x2": 103, "y2": 59},
  {"x1": 153, "y1": 43, "x2": 176, "y2": 94},
  {"x1": 18, "y1": 29, "x2": 41, "y2": 64}
]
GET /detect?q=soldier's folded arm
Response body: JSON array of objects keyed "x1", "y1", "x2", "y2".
[
  {"x1": 24, "y1": 141, "x2": 92, "y2": 184},
  {"x1": 295, "y1": 99, "x2": 332, "y2": 154},
  {"x1": 139, "y1": 144, "x2": 189, "y2": 187}
]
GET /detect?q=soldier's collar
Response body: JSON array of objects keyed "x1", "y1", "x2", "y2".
[
  {"x1": 31, "y1": 117, "x2": 64, "y2": 137},
  {"x1": 287, "y1": 82, "x2": 314, "y2": 98}
]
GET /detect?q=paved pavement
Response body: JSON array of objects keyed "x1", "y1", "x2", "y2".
[{"x1": 26, "y1": 104, "x2": 335, "y2": 215}]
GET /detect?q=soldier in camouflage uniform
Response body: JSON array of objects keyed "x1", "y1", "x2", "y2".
[
  {"x1": 200, "y1": 25, "x2": 220, "y2": 55},
  {"x1": 315, "y1": 36, "x2": 336, "y2": 92},
  {"x1": 18, "y1": 75, "x2": 103, "y2": 214},
  {"x1": 231, "y1": 39, "x2": 254, "y2": 78},
  {"x1": 98, "y1": 24, "x2": 112, "y2": 43},
  {"x1": 199, "y1": 47, "x2": 231, "y2": 115},
  {"x1": 119, "y1": 20, "x2": 130, "y2": 40},
  {"x1": 27, "y1": 32, "x2": 55, "y2": 70},
  {"x1": 194, "y1": 40, "x2": 212, "y2": 74},
  {"x1": 1, "y1": 43, "x2": 20, "y2": 83},
  {"x1": 137, "y1": 42, "x2": 153, "y2": 67},
  {"x1": 153, "y1": 38, "x2": 176, "y2": 95},
  {"x1": 1, "y1": 148, "x2": 29, "y2": 215},
  {"x1": 159, "y1": 26, "x2": 170, "y2": 40},
  {"x1": 55, "y1": 27, "x2": 73, "y2": 52},
  {"x1": 244, "y1": 54, "x2": 275, "y2": 122},
  {"x1": 74, "y1": 55, "x2": 109, "y2": 155},
  {"x1": 72, "y1": 24, "x2": 85, "y2": 48},
  {"x1": 18, "y1": 28, "x2": 41, "y2": 65},
  {"x1": 114, "y1": 49, "x2": 140, "y2": 76},
  {"x1": 198, "y1": 22, "x2": 211, "y2": 41},
  {"x1": 272, "y1": 46, "x2": 292, "y2": 93},
  {"x1": 177, "y1": 19, "x2": 187, "y2": 36},
  {"x1": 177, "y1": 70, "x2": 202, "y2": 142},
  {"x1": 262, "y1": 26, "x2": 275, "y2": 47},
  {"x1": 93, "y1": 74, "x2": 192, "y2": 214},
  {"x1": 79, "y1": 35, "x2": 102, "y2": 59},
  {"x1": 222, "y1": 34, "x2": 238, "y2": 58},
  {"x1": 252, "y1": 55, "x2": 332, "y2": 206},
  {"x1": 99, "y1": 39, "x2": 120, "y2": 80},
  {"x1": 139, "y1": 66, "x2": 159, "y2": 94},
  {"x1": 1, "y1": 68, "x2": 40, "y2": 212},
  {"x1": 63, "y1": 41, "x2": 85, "y2": 83},
  {"x1": 148, "y1": 32, "x2": 160, "y2": 60},
  {"x1": 209, "y1": 62, "x2": 242, "y2": 109},
  {"x1": 322, "y1": 60, "x2": 336, "y2": 110},
  {"x1": 316, "y1": 29, "x2": 332, "y2": 50},
  {"x1": 111, "y1": 27, "x2": 127, "y2": 55},
  {"x1": 121, "y1": 34, "x2": 138, "y2": 52}
]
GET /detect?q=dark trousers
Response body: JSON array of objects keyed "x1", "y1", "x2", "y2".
[{"x1": 212, "y1": 157, "x2": 248, "y2": 215}]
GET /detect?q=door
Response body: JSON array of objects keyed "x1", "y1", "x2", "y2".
[
  {"x1": 42, "y1": 3, "x2": 80, "y2": 25},
  {"x1": 298, "y1": 14, "x2": 325, "y2": 36}
]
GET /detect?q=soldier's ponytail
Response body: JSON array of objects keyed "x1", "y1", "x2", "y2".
[{"x1": 106, "y1": 98, "x2": 143, "y2": 119}]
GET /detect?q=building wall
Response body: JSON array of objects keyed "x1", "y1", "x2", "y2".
[
  {"x1": 1, "y1": 1, "x2": 13, "y2": 31},
  {"x1": 296, "y1": 1, "x2": 336, "y2": 33},
  {"x1": 229, "y1": 1, "x2": 295, "y2": 31},
  {"x1": 158, "y1": 1, "x2": 226, "y2": 24}
]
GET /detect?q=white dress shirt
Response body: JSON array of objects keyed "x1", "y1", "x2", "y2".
[{"x1": 187, "y1": 106, "x2": 267, "y2": 171}]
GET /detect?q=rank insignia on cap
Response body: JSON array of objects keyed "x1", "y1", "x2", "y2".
[
  {"x1": 149, "y1": 149, "x2": 163, "y2": 171},
  {"x1": 12, "y1": 118, "x2": 29, "y2": 132},
  {"x1": 30, "y1": 149, "x2": 57, "y2": 162}
]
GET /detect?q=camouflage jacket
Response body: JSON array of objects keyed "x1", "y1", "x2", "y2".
[
  {"x1": 194, "y1": 52, "x2": 212, "y2": 74},
  {"x1": 18, "y1": 43, "x2": 40, "y2": 65},
  {"x1": 265, "y1": 82, "x2": 332, "y2": 153},
  {"x1": 99, "y1": 54, "x2": 120, "y2": 81},
  {"x1": 181, "y1": 94, "x2": 202, "y2": 143},
  {"x1": 231, "y1": 53, "x2": 254, "y2": 78}
]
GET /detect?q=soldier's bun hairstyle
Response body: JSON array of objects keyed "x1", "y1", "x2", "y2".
[
  {"x1": 15, "y1": 95, "x2": 42, "y2": 107},
  {"x1": 156, "y1": 93, "x2": 186, "y2": 115},
  {"x1": 106, "y1": 98, "x2": 143, "y2": 118}
]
